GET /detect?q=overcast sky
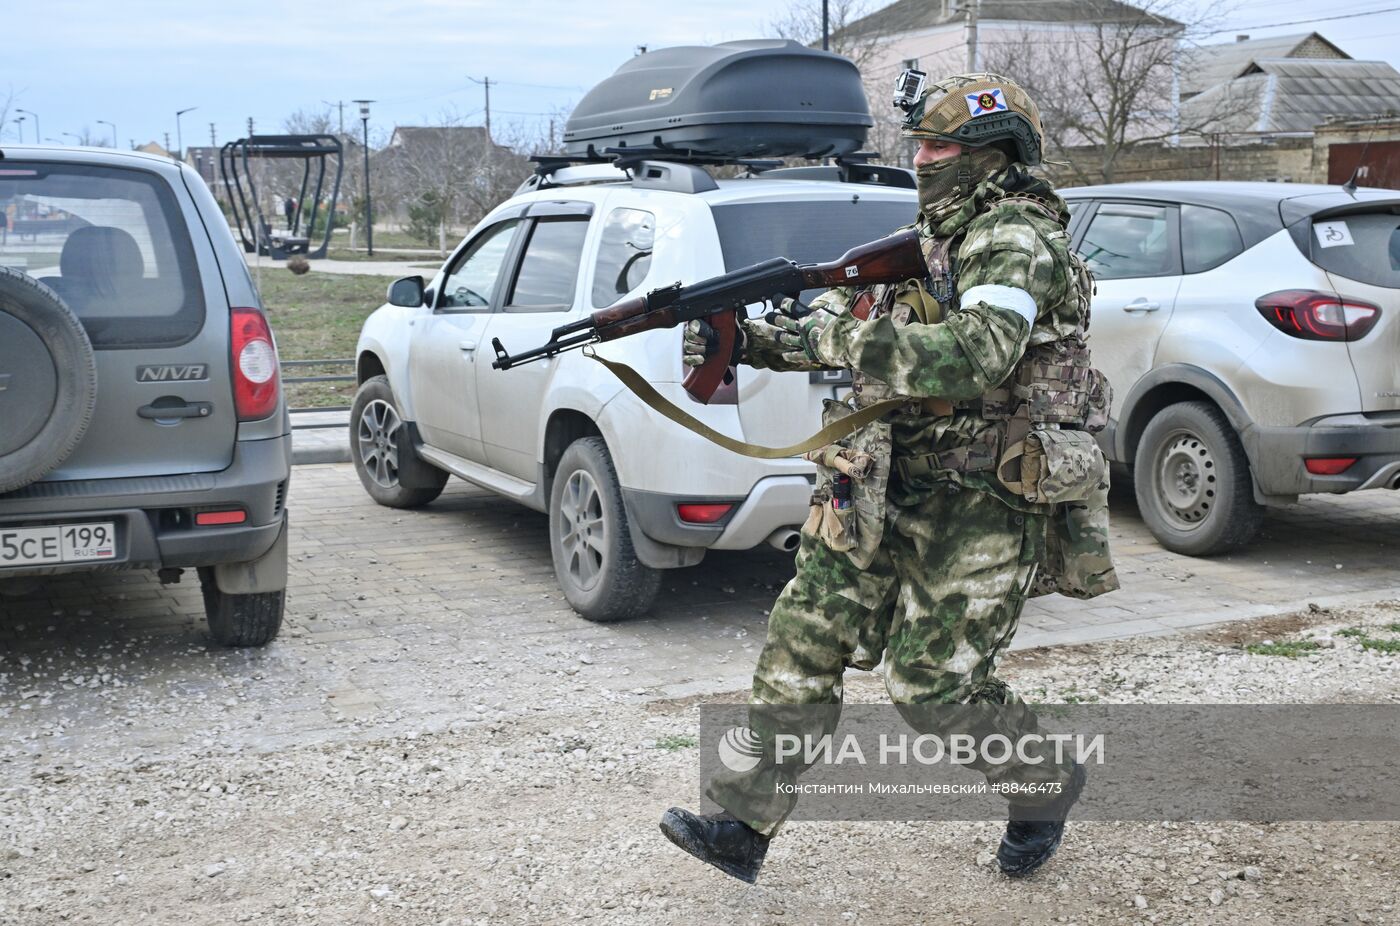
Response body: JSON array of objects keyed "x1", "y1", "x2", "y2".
[{"x1": 9, "y1": 0, "x2": 1400, "y2": 152}]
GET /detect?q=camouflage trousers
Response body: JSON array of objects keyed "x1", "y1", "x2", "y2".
[{"x1": 707, "y1": 481, "x2": 1073, "y2": 836}]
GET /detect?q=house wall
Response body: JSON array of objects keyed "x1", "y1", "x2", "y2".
[{"x1": 1047, "y1": 137, "x2": 1315, "y2": 186}]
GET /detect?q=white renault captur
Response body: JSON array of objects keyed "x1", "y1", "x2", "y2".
[{"x1": 352, "y1": 159, "x2": 918, "y2": 620}]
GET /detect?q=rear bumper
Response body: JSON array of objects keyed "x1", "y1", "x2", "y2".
[
  {"x1": 1244, "y1": 415, "x2": 1400, "y2": 495},
  {"x1": 0, "y1": 435, "x2": 290, "y2": 579},
  {"x1": 621, "y1": 474, "x2": 813, "y2": 552}
]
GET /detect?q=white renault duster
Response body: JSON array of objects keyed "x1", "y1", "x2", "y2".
[{"x1": 351, "y1": 159, "x2": 917, "y2": 620}]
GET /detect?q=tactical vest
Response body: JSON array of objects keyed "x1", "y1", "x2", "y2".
[{"x1": 806, "y1": 195, "x2": 1120, "y2": 598}]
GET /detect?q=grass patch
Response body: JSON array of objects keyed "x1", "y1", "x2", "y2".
[
  {"x1": 653, "y1": 734, "x2": 698, "y2": 752},
  {"x1": 1244, "y1": 640, "x2": 1323, "y2": 658},
  {"x1": 1338, "y1": 626, "x2": 1400, "y2": 653},
  {"x1": 253, "y1": 270, "x2": 387, "y2": 408}
]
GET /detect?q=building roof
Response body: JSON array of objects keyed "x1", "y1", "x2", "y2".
[
  {"x1": 840, "y1": 0, "x2": 1178, "y2": 39},
  {"x1": 387, "y1": 126, "x2": 494, "y2": 148},
  {"x1": 1181, "y1": 58, "x2": 1400, "y2": 134},
  {"x1": 1180, "y1": 32, "x2": 1349, "y2": 98}
]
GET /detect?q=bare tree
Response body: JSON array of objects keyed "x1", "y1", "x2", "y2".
[
  {"x1": 381, "y1": 110, "x2": 530, "y2": 256},
  {"x1": 769, "y1": 0, "x2": 916, "y2": 164},
  {"x1": 769, "y1": 0, "x2": 882, "y2": 69},
  {"x1": 283, "y1": 106, "x2": 336, "y2": 136},
  {"x1": 978, "y1": 0, "x2": 1234, "y2": 183},
  {"x1": 75, "y1": 127, "x2": 113, "y2": 148}
]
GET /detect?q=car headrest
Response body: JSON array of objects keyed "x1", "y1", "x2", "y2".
[{"x1": 59, "y1": 226, "x2": 144, "y2": 296}]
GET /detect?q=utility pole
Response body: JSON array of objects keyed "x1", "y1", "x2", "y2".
[
  {"x1": 210, "y1": 123, "x2": 217, "y2": 146},
  {"x1": 965, "y1": 0, "x2": 979, "y2": 71},
  {"x1": 247, "y1": 117, "x2": 255, "y2": 137},
  {"x1": 322, "y1": 100, "x2": 345, "y2": 135},
  {"x1": 822, "y1": 0, "x2": 830, "y2": 51},
  {"x1": 164, "y1": 132, "x2": 172, "y2": 155},
  {"x1": 469, "y1": 76, "x2": 492, "y2": 140}
]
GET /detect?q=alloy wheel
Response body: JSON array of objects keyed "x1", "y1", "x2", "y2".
[
  {"x1": 557, "y1": 468, "x2": 607, "y2": 592},
  {"x1": 357, "y1": 398, "x2": 402, "y2": 489}
]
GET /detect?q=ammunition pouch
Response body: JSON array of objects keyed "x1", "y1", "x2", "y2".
[
  {"x1": 801, "y1": 399, "x2": 891, "y2": 568},
  {"x1": 996, "y1": 427, "x2": 1107, "y2": 505},
  {"x1": 1031, "y1": 473, "x2": 1120, "y2": 599}
]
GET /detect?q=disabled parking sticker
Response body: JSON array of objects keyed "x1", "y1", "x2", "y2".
[{"x1": 1314, "y1": 221, "x2": 1355, "y2": 248}]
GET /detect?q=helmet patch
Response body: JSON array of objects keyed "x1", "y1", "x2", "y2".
[{"x1": 966, "y1": 88, "x2": 1008, "y2": 117}]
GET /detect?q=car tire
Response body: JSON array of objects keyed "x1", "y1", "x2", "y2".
[
  {"x1": 0, "y1": 267, "x2": 97, "y2": 494},
  {"x1": 198, "y1": 567, "x2": 285, "y2": 647},
  {"x1": 1134, "y1": 400, "x2": 1264, "y2": 555},
  {"x1": 350, "y1": 374, "x2": 447, "y2": 508},
  {"x1": 549, "y1": 437, "x2": 661, "y2": 622}
]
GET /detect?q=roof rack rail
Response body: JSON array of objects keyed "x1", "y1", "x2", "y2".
[{"x1": 517, "y1": 147, "x2": 912, "y2": 195}]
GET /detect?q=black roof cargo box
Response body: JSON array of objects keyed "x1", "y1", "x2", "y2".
[{"x1": 563, "y1": 39, "x2": 873, "y2": 161}]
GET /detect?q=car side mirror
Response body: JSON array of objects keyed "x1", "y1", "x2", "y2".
[{"x1": 387, "y1": 276, "x2": 426, "y2": 307}]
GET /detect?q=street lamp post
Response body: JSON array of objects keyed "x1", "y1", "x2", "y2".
[
  {"x1": 175, "y1": 107, "x2": 197, "y2": 163},
  {"x1": 12, "y1": 117, "x2": 25, "y2": 144},
  {"x1": 61, "y1": 132, "x2": 80, "y2": 145},
  {"x1": 16, "y1": 109, "x2": 39, "y2": 144},
  {"x1": 352, "y1": 99, "x2": 374, "y2": 257},
  {"x1": 96, "y1": 120, "x2": 117, "y2": 148}
]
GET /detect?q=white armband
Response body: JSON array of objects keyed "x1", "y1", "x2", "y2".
[{"x1": 960, "y1": 284, "x2": 1037, "y2": 326}]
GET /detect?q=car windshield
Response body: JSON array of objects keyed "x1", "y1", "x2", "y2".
[
  {"x1": 1307, "y1": 211, "x2": 1400, "y2": 289},
  {"x1": 0, "y1": 161, "x2": 205, "y2": 348}
]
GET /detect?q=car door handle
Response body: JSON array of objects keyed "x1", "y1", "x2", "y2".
[
  {"x1": 138, "y1": 400, "x2": 213, "y2": 419},
  {"x1": 1122, "y1": 299, "x2": 1161, "y2": 313},
  {"x1": 459, "y1": 340, "x2": 477, "y2": 353}
]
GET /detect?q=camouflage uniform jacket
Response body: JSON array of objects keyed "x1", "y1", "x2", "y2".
[{"x1": 748, "y1": 167, "x2": 1084, "y2": 514}]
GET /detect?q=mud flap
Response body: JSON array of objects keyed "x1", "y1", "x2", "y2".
[{"x1": 213, "y1": 512, "x2": 289, "y2": 594}]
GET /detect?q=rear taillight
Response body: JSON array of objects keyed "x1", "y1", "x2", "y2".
[
  {"x1": 1304, "y1": 457, "x2": 1358, "y2": 476},
  {"x1": 677, "y1": 503, "x2": 734, "y2": 524},
  {"x1": 1255, "y1": 290, "x2": 1381, "y2": 341},
  {"x1": 230, "y1": 307, "x2": 280, "y2": 421}
]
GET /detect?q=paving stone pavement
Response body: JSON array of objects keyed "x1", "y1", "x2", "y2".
[{"x1": 2, "y1": 463, "x2": 1398, "y2": 774}]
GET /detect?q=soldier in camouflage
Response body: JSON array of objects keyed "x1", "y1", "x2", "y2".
[{"x1": 662, "y1": 73, "x2": 1116, "y2": 884}]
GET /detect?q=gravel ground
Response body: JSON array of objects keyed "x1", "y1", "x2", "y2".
[{"x1": 3, "y1": 601, "x2": 1398, "y2": 926}]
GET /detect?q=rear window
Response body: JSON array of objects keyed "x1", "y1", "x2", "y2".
[
  {"x1": 1181, "y1": 204, "x2": 1244, "y2": 274},
  {"x1": 1307, "y1": 212, "x2": 1400, "y2": 289},
  {"x1": 0, "y1": 161, "x2": 205, "y2": 349},
  {"x1": 710, "y1": 199, "x2": 917, "y2": 299}
]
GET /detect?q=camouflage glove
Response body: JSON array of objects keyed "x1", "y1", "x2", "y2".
[
  {"x1": 766, "y1": 298, "x2": 844, "y2": 366},
  {"x1": 682, "y1": 318, "x2": 748, "y2": 368}
]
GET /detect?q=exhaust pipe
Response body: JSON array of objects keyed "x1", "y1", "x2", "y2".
[{"x1": 766, "y1": 528, "x2": 801, "y2": 553}]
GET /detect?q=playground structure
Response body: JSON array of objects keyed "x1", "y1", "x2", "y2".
[{"x1": 219, "y1": 134, "x2": 344, "y2": 260}]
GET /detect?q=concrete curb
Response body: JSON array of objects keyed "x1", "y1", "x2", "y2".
[
  {"x1": 291, "y1": 411, "x2": 351, "y2": 465},
  {"x1": 293, "y1": 442, "x2": 352, "y2": 465}
]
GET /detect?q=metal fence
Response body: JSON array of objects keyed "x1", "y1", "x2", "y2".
[{"x1": 283, "y1": 358, "x2": 354, "y2": 428}]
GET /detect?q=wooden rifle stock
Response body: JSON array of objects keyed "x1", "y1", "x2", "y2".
[{"x1": 798, "y1": 229, "x2": 925, "y2": 289}]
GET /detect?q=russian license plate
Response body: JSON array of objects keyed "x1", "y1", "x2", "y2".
[{"x1": 0, "y1": 521, "x2": 117, "y2": 567}]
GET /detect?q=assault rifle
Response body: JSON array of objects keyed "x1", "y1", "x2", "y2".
[{"x1": 490, "y1": 229, "x2": 926, "y2": 404}]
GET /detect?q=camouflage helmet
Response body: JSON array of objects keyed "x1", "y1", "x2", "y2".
[{"x1": 894, "y1": 71, "x2": 1045, "y2": 166}]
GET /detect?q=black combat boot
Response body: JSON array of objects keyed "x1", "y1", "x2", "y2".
[
  {"x1": 997, "y1": 763, "x2": 1088, "y2": 877},
  {"x1": 659, "y1": 807, "x2": 770, "y2": 884}
]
